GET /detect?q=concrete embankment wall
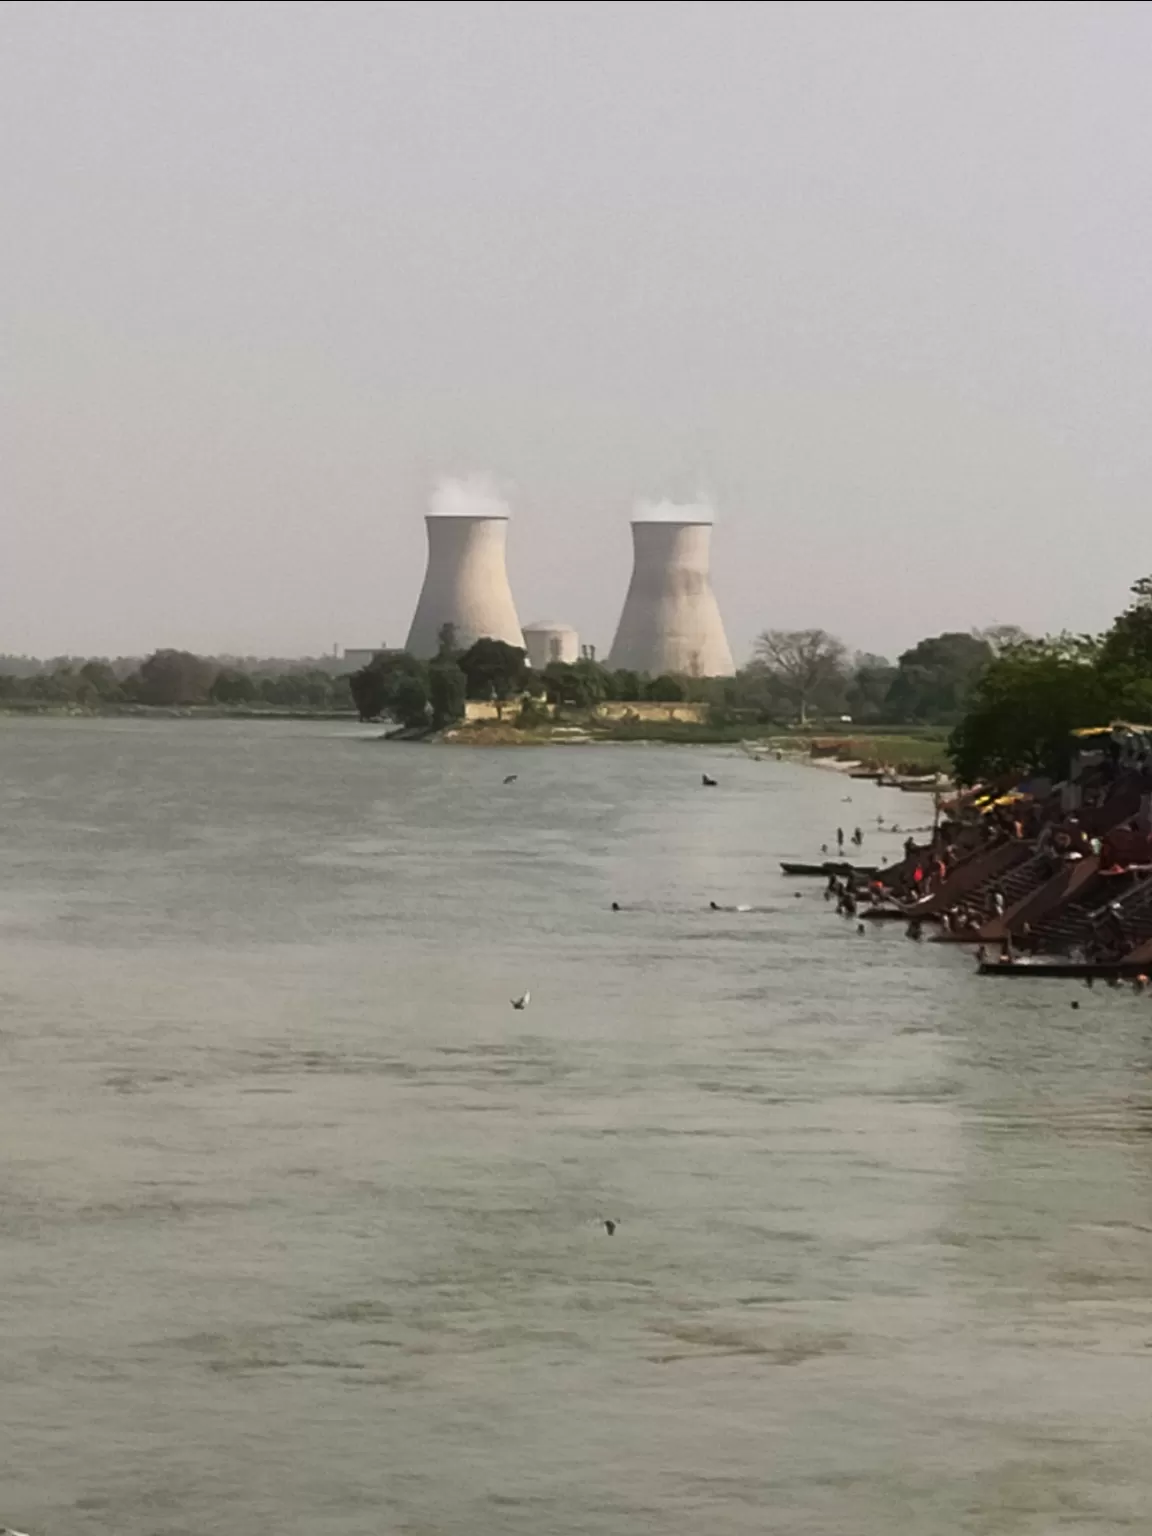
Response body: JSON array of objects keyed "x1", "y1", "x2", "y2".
[{"x1": 462, "y1": 699, "x2": 709, "y2": 724}]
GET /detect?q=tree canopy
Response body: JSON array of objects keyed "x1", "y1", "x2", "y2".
[
  {"x1": 458, "y1": 638, "x2": 529, "y2": 701},
  {"x1": 349, "y1": 650, "x2": 426, "y2": 722},
  {"x1": 751, "y1": 629, "x2": 849, "y2": 723},
  {"x1": 428, "y1": 657, "x2": 467, "y2": 729},
  {"x1": 883, "y1": 632, "x2": 992, "y2": 725},
  {"x1": 948, "y1": 579, "x2": 1152, "y2": 783},
  {"x1": 135, "y1": 649, "x2": 218, "y2": 706}
]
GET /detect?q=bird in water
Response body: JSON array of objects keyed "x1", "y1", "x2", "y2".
[
  {"x1": 710, "y1": 900, "x2": 720, "y2": 910},
  {"x1": 611, "y1": 901, "x2": 620, "y2": 911},
  {"x1": 603, "y1": 1218, "x2": 618, "y2": 1236},
  {"x1": 1071, "y1": 1000, "x2": 1081, "y2": 1010},
  {"x1": 702, "y1": 773, "x2": 718, "y2": 787},
  {"x1": 511, "y1": 991, "x2": 530, "y2": 1010},
  {"x1": 503, "y1": 774, "x2": 518, "y2": 784},
  {"x1": 857, "y1": 922, "x2": 866, "y2": 935}
]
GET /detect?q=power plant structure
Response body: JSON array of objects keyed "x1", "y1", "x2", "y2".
[
  {"x1": 405, "y1": 512, "x2": 525, "y2": 659},
  {"x1": 522, "y1": 619, "x2": 579, "y2": 671},
  {"x1": 608, "y1": 517, "x2": 735, "y2": 678}
]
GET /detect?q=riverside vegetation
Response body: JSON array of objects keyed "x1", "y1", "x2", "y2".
[{"x1": 8, "y1": 576, "x2": 1152, "y2": 777}]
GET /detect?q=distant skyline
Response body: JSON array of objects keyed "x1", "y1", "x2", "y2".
[{"x1": 3, "y1": 0, "x2": 1151, "y2": 665}]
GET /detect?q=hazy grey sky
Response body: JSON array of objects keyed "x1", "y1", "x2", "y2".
[{"x1": 3, "y1": 0, "x2": 1151, "y2": 664}]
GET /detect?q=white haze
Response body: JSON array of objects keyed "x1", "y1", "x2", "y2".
[
  {"x1": 427, "y1": 474, "x2": 513, "y2": 521},
  {"x1": 3, "y1": 1, "x2": 1152, "y2": 662},
  {"x1": 632, "y1": 497, "x2": 716, "y2": 526}
]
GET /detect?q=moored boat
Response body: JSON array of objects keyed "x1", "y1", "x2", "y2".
[{"x1": 780, "y1": 860, "x2": 879, "y2": 877}]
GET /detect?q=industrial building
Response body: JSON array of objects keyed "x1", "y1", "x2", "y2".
[
  {"x1": 405, "y1": 511, "x2": 525, "y2": 659},
  {"x1": 607, "y1": 516, "x2": 735, "y2": 677},
  {"x1": 400, "y1": 492, "x2": 734, "y2": 678}
]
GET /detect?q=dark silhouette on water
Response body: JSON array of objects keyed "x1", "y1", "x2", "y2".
[
  {"x1": 603, "y1": 1219, "x2": 617, "y2": 1236},
  {"x1": 702, "y1": 774, "x2": 718, "y2": 787},
  {"x1": 611, "y1": 901, "x2": 620, "y2": 911},
  {"x1": 503, "y1": 774, "x2": 518, "y2": 784},
  {"x1": 511, "y1": 991, "x2": 530, "y2": 1010}
]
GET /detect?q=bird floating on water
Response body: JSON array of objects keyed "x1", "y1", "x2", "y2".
[
  {"x1": 611, "y1": 901, "x2": 621, "y2": 911},
  {"x1": 511, "y1": 991, "x2": 530, "y2": 1010},
  {"x1": 503, "y1": 774, "x2": 518, "y2": 784},
  {"x1": 603, "y1": 1218, "x2": 618, "y2": 1236},
  {"x1": 702, "y1": 773, "x2": 718, "y2": 787}
]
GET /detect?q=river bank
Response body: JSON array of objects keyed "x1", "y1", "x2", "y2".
[
  {"x1": 0, "y1": 702, "x2": 954, "y2": 774},
  {"x1": 443, "y1": 716, "x2": 952, "y2": 772}
]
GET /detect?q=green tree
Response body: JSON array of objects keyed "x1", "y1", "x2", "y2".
[
  {"x1": 611, "y1": 669, "x2": 643, "y2": 701},
  {"x1": 26, "y1": 666, "x2": 85, "y2": 703},
  {"x1": 458, "y1": 638, "x2": 528, "y2": 700},
  {"x1": 210, "y1": 667, "x2": 259, "y2": 705},
  {"x1": 436, "y1": 622, "x2": 461, "y2": 659},
  {"x1": 1100, "y1": 575, "x2": 1152, "y2": 673},
  {"x1": 845, "y1": 653, "x2": 896, "y2": 723},
  {"x1": 132, "y1": 649, "x2": 218, "y2": 706},
  {"x1": 78, "y1": 660, "x2": 123, "y2": 700},
  {"x1": 349, "y1": 651, "x2": 426, "y2": 721},
  {"x1": 884, "y1": 632, "x2": 992, "y2": 724},
  {"x1": 391, "y1": 673, "x2": 430, "y2": 729},
  {"x1": 646, "y1": 673, "x2": 686, "y2": 702},
  {"x1": 428, "y1": 657, "x2": 467, "y2": 728},
  {"x1": 948, "y1": 635, "x2": 1139, "y2": 783},
  {"x1": 542, "y1": 659, "x2": 611, "y2": 710},
  {"x1": 752, "y1": 629, "x2": 849, "y2": 723}
]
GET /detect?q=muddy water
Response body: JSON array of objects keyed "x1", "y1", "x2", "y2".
[{"x1": 2, "y1": 717, "x2": 1152, "y2": 1534}]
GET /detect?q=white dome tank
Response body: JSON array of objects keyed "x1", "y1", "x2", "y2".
[{"x1": 522, "y1": 620, "x2": 579, "y2": 670}]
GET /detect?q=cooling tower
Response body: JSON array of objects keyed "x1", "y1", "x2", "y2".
[
  {"x1": 608, "y1": 519, "x2": 735, "y2": 677},
  {"x1": 405, "y1": 514, "x2": 525, "y2": 658}
]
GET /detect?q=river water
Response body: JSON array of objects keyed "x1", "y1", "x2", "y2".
[{"x1": 3, "y1": 718, "x2": 1152, "y2": 1535}]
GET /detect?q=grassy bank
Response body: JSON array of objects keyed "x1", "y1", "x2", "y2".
[
  {"x1": 444, "y1": 716, "x2": 782, "y2": 746},
  {"x1": 778, "y1": 731, "x2": 952, "y2": 776},
  {"x1": 440, "y1": 717, "x2": 954, "y2": 761}
]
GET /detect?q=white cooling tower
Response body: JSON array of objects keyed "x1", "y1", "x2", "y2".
[
  {"x1": 608, "y1": 519, "x2": 735, "y2": 677},
  {"x1": 405, "y1": 514, "x2": 525, "y2": 658}
]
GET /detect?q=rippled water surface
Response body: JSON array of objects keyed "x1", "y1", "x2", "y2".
[{"x1": 4, "y1": 717, "x2": 1152, "y2": 1535}]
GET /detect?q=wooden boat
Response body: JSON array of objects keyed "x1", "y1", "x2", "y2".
[
  {"x1": 780, "y1": 860, "x2": 879, "y2": 877},
  {"x1": 977, "y1": 958, "x2": 1145, "y2": 979}
]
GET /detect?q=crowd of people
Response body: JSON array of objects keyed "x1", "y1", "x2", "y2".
[{"x1": 825, "y1": 725, "x2": 1152, "y2": 968}]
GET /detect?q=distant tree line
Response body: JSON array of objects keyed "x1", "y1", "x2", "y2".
[
  {"x1": 0, "y1": 621, "x2": 1033, "y2": 732},
  {"x1": 0, "y1": 651, "x2": 354, "y2": 710},
  {"x1": 729, "y1": 624, "x2": 1031, "y2": 729}
]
